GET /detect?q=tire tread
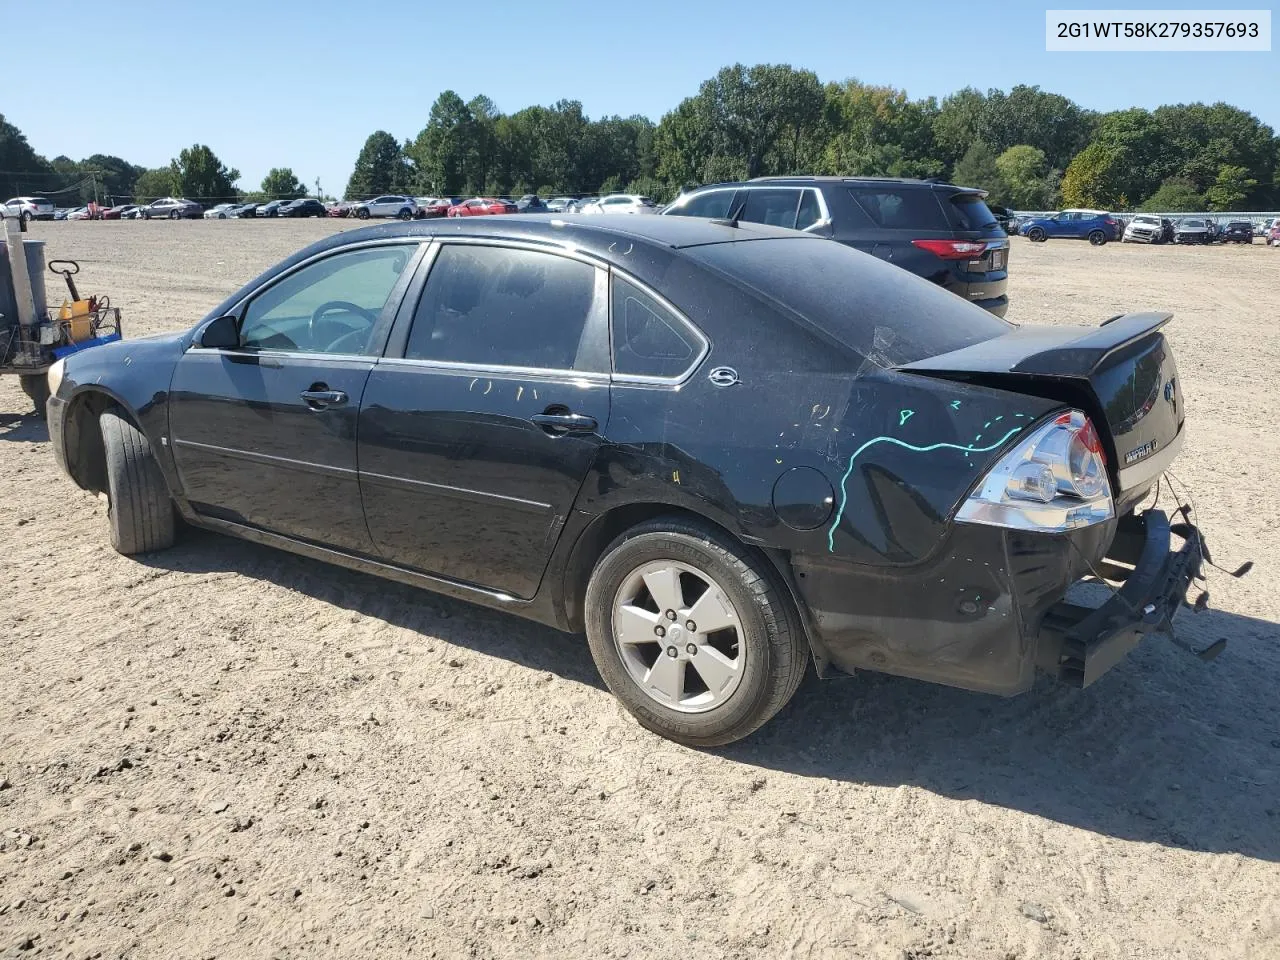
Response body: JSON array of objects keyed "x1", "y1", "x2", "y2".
[{"x1": 100, "y1": 405, "x2": 176, "y2": 555}]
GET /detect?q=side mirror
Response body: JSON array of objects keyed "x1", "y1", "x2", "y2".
[{"x1": 198, "y1": 314, "x2": 239, "y2": 349}]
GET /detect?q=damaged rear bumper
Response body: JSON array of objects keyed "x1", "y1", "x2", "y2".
[{"x1": 1036, "y1": 509, "x2": 1203, "y2": 687}]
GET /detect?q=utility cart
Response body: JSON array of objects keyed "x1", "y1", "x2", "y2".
[{"x1": 1, "y1": 216, "x2": 122, "y2": 414}]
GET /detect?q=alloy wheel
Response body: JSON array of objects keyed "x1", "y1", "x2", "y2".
[{"x1": 611, "y1": 560, "x2": 745, "y2": 713}]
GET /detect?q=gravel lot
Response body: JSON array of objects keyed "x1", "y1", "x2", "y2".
[{"x1": 2, "y1": 221, "x2": 1278, "y2": 960}]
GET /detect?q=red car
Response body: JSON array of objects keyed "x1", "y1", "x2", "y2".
[
  {"x1": 447, "y1": 197, "x2": 518, "y2": 217},
  {"x1": 1267, "y1": 219, "x2": 1280, "y2": 246},
  {"x1": 100, "y1": 204, "x2": 137, "y2": 220}
]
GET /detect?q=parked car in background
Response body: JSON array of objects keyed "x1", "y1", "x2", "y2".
[
  {"x1": 2, "y1": 196, "x2": 56, "y2": 222},
  {"x1": 581, "y1": 194, "x2": 659, "y2": 215},
  {"x1": 1122, "y1": 215, "x2": 1166, "y2": 244},
  {"x1": 204, "y1": 203, "x2": 237, "y2": 219},
  {"x1": 228, "y1": 203, "x2": 259, "y2": 218},
  {"x1": 139, "y1": 197, "x2": 202, "y2": 220},
  {"x1": 516, "y1": 194, "x2": 549, "y2": 213},
  {"x1": 1173, "y1": 218, "x2": 1212, "y2": 244},
  {"x1": 279, "y1": 198, "x2": 327, "y2": 218},
  {"x1": 257, "y1": 200, "x2": 289, "y2": 218},
  {"x1": 1018, "y1": 209, "x2": 1118, "y2": 245},
  {"x1": 987, "y1": 204, "x2": 1014, "y2": 233},
  {"x1": 66, "y1": 207, "x2": 92, "y2": 221},
  {"x1": 353, "y1": 195, "x2": 417, "y2": 220},
  {"x1": 447, "y1": 198, "x2": 518, "y2": 217},
  {"x1": 326, "y1": 201, "x2": 354, "y2": 218},
  {"x1": 546, "y1": 197, "x2": 576, "y2": 212},
  {"x1": 1221, "y1": 220, "x2": 1253, "y2": 244},
  {"x1": 101, "y1": 204, "x2": 138, "y2": 221},
  {"x1": 1265, "y1": 218, "x2": 1280, "y2": 245},
  {"x1": 417, "y1": 197, "x2": 459, "y2": 218},
  {"x1": 44, "y1": 215, "x2": 1204, "y2": 746},
  {"x1": 53, "y1": 208, "x2": 70, "y2": 221},
  {"x1": 1205, "y1": 220, "x2": 1222, "y2": 243},
  {"x1": 663, "y1": 176, "x2": 1010, "y2": 316}
]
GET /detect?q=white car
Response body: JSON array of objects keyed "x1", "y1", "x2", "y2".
[
  {"x1": 352, "y1": 195, "x2": 418, "y2": 220},
  {"x1": 580, "y1": 194, "x2": 659, "y2": 215},
  {"x1": 66, "y1": 206, "x2": 92, "y2": 221},
  {"x1": 1122, "y1": 215, "x2": 1165, "y2": 244},
  {"x1": 2, "y1": 196, "x2": 56, "y2": 222},
  {"x1": 203, "y1": 203, "x2": 237, "y2": 219}
]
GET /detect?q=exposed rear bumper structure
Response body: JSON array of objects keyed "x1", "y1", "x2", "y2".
[{"x1": 1037, "y1": 509, "x2": 1203, "y2": 687}]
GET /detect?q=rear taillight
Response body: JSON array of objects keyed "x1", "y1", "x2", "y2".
[
  {"x1": 956, "y1": 410, "x2": 1113, "y2": 532},
  {"x1": 911, "y1": 239, "x2": 988, "y2": 259}
]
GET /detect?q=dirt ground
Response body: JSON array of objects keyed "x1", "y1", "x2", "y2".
[{"x1": 1, "y1": 221, "x2": 1278, "y2": 960}]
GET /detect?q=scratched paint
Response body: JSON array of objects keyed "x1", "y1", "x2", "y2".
[
  {"x1": 898, "y1": 409, "x2": 915, "y2": 426},
  {"x1": 965, "y1": 413, "x2": 1028, "y2": 457},
  {"x1": 827, "y1": 426, "x2": 1025, "y2": 552}
]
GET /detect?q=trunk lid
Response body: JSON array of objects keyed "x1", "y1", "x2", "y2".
[{"x1": 897, "y1": 312, "x2": 1184, "y2": 504}]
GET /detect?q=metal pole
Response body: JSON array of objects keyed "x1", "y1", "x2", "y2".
[{"x1": 3, "y1": 216, "x2": 38, "y2": 329}]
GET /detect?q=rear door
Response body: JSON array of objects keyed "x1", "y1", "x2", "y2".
[
  {"x1": 358, "y1": 240, "x2": 611, "y2": 599},
  {"x1": 169, "y1": 241, "x2": 422, "y2": 553}
]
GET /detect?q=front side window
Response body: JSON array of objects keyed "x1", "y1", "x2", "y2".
[
  {"x1": 668, "y1": 190, "x2": 737, "y2": 219},
  {"x1": 239, "y1": 245, "x2": 414, "y2": 355},
  {"x1": 739, "y1": 189, "x2": 802, "y2": 228},
  {"x1": 405, "y1": 245, "x2": 600, "y2": 371},
  {"x1": 611, "y1": 275, "x2": 702, "y2": 379}
]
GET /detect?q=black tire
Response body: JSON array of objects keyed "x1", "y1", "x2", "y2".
[
  {"x1": 1027, "y1": 226, "x2": 1046, "y2": 242},
  {"x1": 397, "y1": 208, "x2": 413, "y2": 221},
  {"x1": 356, "y1": 207, "x2": 370, "y2": 220},
  {"x1": 1088, "y1": 230, "x2": 1107, "y2": 246},
  {"x1": 584, "y1": 516, "x2": 807, "y2": 747},
  {"x1": 21, "y1": 210, "x2": 32, "y2": 224},
  {"x1": 19, "y1": 374, "x2": 49, "y2": 415},
  {"x1": 99, "y1": 405, "x2": 176, "y2": 555}
]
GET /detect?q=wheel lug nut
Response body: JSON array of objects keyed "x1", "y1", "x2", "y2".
[
  {"x1": 686, "y1": 620, "x2": 697, "y2": 632},
  {"x1": 654, "y1": 625, "x2": 666, "y2": 638},
  {"x1": 686, "y1": 643, "x2": 697, "y2": 655},
  {"x1": 666, "y1": 646, "x2": 678, "y2": 658},
  {"x1": 665, "y1": 610, "x2": 677, "y2": 621}
]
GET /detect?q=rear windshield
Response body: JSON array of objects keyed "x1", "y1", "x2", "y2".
[
  {"x1": 686, "y1": 237, "x2": 1013, "y2": 367},
  {"x1": 948, "y1": 194, "x2": 999, "y2": 231},
  {"x1": 849, "y1": 188, "x2": 948, "y2": 230}
]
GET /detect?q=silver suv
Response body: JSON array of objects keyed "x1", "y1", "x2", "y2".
[
  {"x1": 2, "y1": 197, "x2": 56, "y2": 222},
  {"x1": 353, "y1": 195, "x2": 418, "y2": 220}
]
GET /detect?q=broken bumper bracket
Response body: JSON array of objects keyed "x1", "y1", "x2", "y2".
[{"x1": 1037, "y1": 509, "x2": 1204, "y2": 687}]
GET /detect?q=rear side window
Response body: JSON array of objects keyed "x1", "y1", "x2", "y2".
[
  {"x1": 406, "y1": 245, "x2": 599, "y2": 370},
  {"x1": 611, "y1": 276, "x2": 703, "y2": 379},
  {"x1": 850, "y1": 188, "x2": 948, "y2": 230},
  {"x1": 948, "y1": 195, "x2": 999, "y2": 231},
  {"x1": 738, "y1": 189, "x2": 803, "y2": 228},
  {"x1": 795, "y1": 190, "x2": 822, "y2": 230}
]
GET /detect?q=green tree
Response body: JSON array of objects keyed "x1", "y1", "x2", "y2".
[
  {"x1": 261, "y1": 167, "x2": 306, "y2": 199},
  {"x1": 819, "y1": 81, "x2": 942, "y2": 178},
  {"x1": 406, "y1": 91, "x2": 474, "y2": 195},
  {"x1": 951, "y1": 142, "x2": 1006, "y2": 202},
  {"x1": 346, "y1": 131, "x2": 411, "y2": 198},
  {"x1": 1136, "y1": 177, "x2": 1203, "y2": 211},
  {"x1": 0, "y1": 113, "x2": 53, "y2": 199},
  {"x1": 133, "y1": 167, "x2": 177, "y2": 200},
  {"x1": 995, "y1": 145, "x2": 1059, "y2": 209},
  {"x1": 170, "y1": 144, "x2": 239, "y2": 200},
  {"x1": 1203, "y1": 164, "x2": 1257, "y2": 211},
  {"x1": 1061, "y1": 142, "x2": 1129, "y2": 209}
]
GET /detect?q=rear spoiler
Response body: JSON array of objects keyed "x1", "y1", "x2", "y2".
[{"x1": 898, "y1": 312, "x2": 1173, "y2": 379}]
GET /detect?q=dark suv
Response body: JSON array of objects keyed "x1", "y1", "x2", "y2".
[{"x1": 662, "y1": 176, "x2": 1009, "y2": 316}]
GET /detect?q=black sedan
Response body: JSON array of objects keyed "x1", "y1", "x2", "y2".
[
  {"x1": 279, "y1": 198, "x2": 328, "y2": 218},
  {"x1": 44, "y1": 216, "x2": 1205, "y2": 746},
  {"x1": 1221, "y1": 220, "x2": 1254, "y2": 244}
]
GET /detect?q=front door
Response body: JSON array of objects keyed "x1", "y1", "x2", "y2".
[
  {"x1": 169, "y1": 242, "x2": 421, "y2": 553},
  {"x1": 358, "y1": 241, "x2": 611, "y2": 599}
]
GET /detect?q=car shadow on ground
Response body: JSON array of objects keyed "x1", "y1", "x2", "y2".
[
  {"x1": 0, "y1": 411, "x2": 48, "y2": 442},
  {"x1": 142, "y1": 527, "x2": 1278, "y2": 862}
]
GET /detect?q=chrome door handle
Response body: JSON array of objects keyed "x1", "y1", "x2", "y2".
[
  {"x1": 300, "y1": 389, "x2": 348, "y2": 407},
  {"x1": 531, "y1": 412, "x2": 597, "y2": 434}
]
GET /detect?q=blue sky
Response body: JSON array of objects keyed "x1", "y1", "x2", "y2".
[{"x1": 5, "y1": 0, "x2": 1276, "y2": 197}]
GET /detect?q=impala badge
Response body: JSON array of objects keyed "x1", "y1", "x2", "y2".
[
  {"x1": 708, "y1": 366, "x2": 739, "y2": 387},
  {"x1": 1124, "y1": 438, "x2": 1159, "y2": 464}
]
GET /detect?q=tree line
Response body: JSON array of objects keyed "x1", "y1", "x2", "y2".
[{"x1": 4, "y1": 66, "x2": 1277, "y2": 211}]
